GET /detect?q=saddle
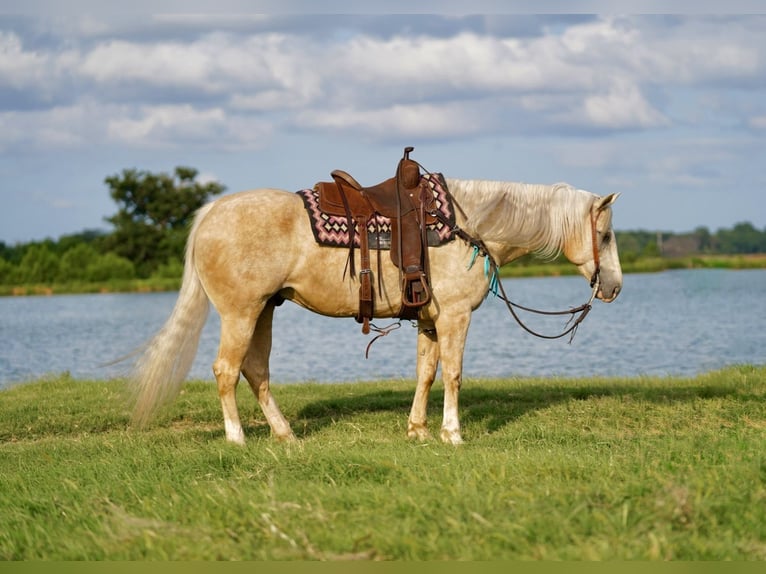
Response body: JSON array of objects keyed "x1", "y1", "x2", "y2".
[{"x1": 313, "y1": 146, "x2": 436, "y2": 334}]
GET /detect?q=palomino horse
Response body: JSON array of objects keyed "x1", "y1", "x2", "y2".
[{"x1": 131, "y1": 178, "x2": 622, "y2": 444}]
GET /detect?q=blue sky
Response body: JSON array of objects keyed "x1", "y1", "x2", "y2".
[{"x1": 1, "y1": 8, "x2": 766, "y2": 244}]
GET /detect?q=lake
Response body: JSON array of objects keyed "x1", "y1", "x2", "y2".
[{"x1": 0, "y1": 269, "x2": 764, "y2": 389}]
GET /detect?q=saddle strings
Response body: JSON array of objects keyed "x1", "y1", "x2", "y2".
[{"x1": 364, "y1": 320, "x2": 404, "y2": 359}]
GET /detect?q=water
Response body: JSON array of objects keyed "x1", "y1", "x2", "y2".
[{"x1": 0, "y1": 269, "x2": 764, "y2": 388}]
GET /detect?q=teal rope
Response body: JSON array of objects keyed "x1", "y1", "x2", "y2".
[
  {"x1": 467, "y1": 245, "x2": 499, "y2": 297},
  {"x1": 467, "y1": 244, "x2": 480, "y2": 270}
]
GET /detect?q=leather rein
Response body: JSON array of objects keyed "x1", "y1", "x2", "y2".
[
  {"x1": 363, "y1": 170, "x2": 603, "y2": 355},
  {"x1": 427, "y1": 173, "x2": 602, "y2": 344}
]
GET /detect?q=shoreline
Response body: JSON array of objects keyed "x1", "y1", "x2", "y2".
[{"x1": 1, "y1": 254, "x2": 765, "y2": 297}]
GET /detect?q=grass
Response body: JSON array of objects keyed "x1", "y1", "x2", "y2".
[
  {"x1": 1, "y1": 366, "x2": 766, "y2": 560},
  {"x1": 0, "y1": 277, "x2": 181, "y2": 297}
]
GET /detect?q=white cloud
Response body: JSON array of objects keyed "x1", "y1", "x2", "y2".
[
  {"x1": 106, "y1": 104, "x2": 273, "y2": 149},
  {"x1": 0, "y1": 105, "x2": 96, "y2": 150},
  {"x1": 107, "y1": 104, "x2": 225, "y2": 143},
  {"x1": 2, "y1": 15, "x2": 766, "y2": 147},
  {"x1": 77, "y1": 32, "x2": 316, "y2": 95},
  {"x1": 0, "y1": 31, "x2": 49, "y2": 88},
  {"x1": 581, "y1": 80, "x2": 668, "y2": 129},
  {"x1": 295, "y1": 102, "x2": 485, "y2": 141},
  {"x1": 80, "y1": 39, "x2": 209, "y2": 86}
]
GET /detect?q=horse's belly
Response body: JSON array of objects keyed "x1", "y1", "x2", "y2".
[{"x1": 283, "y1": 243, "x2": 405, "y2": 318}]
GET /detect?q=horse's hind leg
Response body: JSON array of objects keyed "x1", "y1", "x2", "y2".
[
  {"x1": 407, "y1": 321, "x2": 440, "y2": 440},
  {"x1": 241, "y1": 300, "x2": 296, "y2": 441},
  {"x1": 213, "y1": 310, "x2": 261, "y2": 445}
]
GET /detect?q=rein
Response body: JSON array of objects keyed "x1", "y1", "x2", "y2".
[
  {"x1": 363, "y1": 168, "x2": 602, "y2": 355},
  {"x1": 425, "y1": 172, "x2": 602, "y2": 344}
]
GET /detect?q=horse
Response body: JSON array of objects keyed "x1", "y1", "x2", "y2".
[{"x1": 130, "y1": 177, "x2": 622, "y2": 445}]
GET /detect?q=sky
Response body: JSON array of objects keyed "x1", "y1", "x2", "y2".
[{"x1": 2, "y1": 6, "x2": 766, "y2": 244}]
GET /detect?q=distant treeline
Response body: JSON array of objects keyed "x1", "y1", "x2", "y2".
[
  {"x1": 615, "y1": 222, "x2": 766, "y2": 263},
  {"x1": 3, "y1": 221, "x2": 765, "y2": 286},
  {"x1": 1, "y1": 166, "x2": 223, "y2": 287},
  {"x1": 1, "y1": 164, "x2": 765, "y2": 286}
]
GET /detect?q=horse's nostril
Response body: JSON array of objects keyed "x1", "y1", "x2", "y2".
[{"x1": 612, "y1": 285, "x2": 622, "y2": 298}]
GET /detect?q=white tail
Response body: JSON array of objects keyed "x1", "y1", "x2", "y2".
[{"x1": 131, "y1": 203, "x2": 214, "y2": 427}]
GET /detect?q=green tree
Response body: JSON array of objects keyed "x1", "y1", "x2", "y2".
[
  {"x1": 16, "y1": 244, "x2": 59, "y2": 283},
  {"x1": 57, "y1": 229, "x2": 108, "y2": 255},
  {"x1": 57, "y1": 243, "x2": 100, "y2": 282},
  {"x1": 102, "y1": 166, "x2": 225, "y2": 277},
  {"x1": 693, "y1": 226, "x2": 712, "y2": 253},
  {"x1": 716, "y1": 222, "x2": 766, "y2": 254},
  {"x1": 151, "y1": 257, "x2": 185, "y2": 279},
  {"x1": 86, "y1": 253, "x2": 136, "y2": 282},
  {"x1": 0, "y1": 256, "x2": 17, "y2": 284}
]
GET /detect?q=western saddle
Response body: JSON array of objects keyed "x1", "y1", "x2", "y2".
[{"x1": 313, "y1": 147, "x2": 437, "y2": 334}]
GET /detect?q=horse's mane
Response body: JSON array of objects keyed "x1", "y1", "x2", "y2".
[{"x1": 445, "y1": 178, "x2": 597, "y2": 259}]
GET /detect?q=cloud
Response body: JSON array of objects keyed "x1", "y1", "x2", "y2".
[
  {"x1": 106, "y1": 104, "x2": 273, "y2": 149},
  {"x1": 294, "y1": 102, "x2": 486, "y2": 142},
  {"x1": 1, "y1": 14, "x2": 766, "y2": 149},
  {"x1": 0, "y1": 104, "x2": 95, "y2": 150},
  {"x1": 0, "y1": 31, "x2": 46, "y2": 88},
  {"x1": 580, "y1": 80, "x2": 668, "y2": 129}
]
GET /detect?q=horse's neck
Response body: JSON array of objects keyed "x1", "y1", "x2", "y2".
[{"x1": 445, "y1": 178, "x2": 592, "y2": 263}]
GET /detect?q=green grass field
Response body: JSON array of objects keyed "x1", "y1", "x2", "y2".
[{"x1": 1, "y1": 366, "x2": 765, "y2": 560}]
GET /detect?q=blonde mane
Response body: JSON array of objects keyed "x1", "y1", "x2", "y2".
[{"x1": 445, "y1": 178, "x2": 598, "y2": 260}]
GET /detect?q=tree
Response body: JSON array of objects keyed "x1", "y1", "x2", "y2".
[
  {"x1": 102, "y1": 166, "x2": 225, "y2": 277},
  {"x1": 16, "y1": 244, "x2": 59, "y2": 283},
  {"x1": 86, "y1": 253, "x2": 136, "y2": 282},
  {"x1": 0, "y1": 257, "x2": 16, "y2": 284},
  {"x1": 57, "y1": 243, "x2": 99, "y2": 282},
  {"x1": 716, "y1": 222, "x2": 766, "y2": 254},
  {"x1": 693, "y1": 226, "x2": 712, "y2": 253}
]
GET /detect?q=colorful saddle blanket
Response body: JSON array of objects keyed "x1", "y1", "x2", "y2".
[{"x1": 298, "y1": 173, "x2": 455, "y2": 249}]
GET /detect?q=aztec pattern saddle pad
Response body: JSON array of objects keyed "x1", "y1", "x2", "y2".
[{"x1": 298, "y1": 173, "x2": 456, "y2": 250}]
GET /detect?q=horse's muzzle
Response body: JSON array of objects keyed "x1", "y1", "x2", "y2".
[{"x1": 597, "y1": 284, "x2": 621, "y2": 303}]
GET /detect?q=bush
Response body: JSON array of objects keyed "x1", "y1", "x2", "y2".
[
  {"x1": 57, "y1": 244, "x2": 100, "y2": 282},
  {"x1": 16, "y1": 244, "x2": 59, "y2": 283},
  {"x1": 150, "y1": 258, "x2": 184, "y2": 280},
  {"x1": 86, "y1": 253, "x2": 136, "y2": 282},
  {"x1": 0, "y1": 257, "x2": 17, "y2": 285}
]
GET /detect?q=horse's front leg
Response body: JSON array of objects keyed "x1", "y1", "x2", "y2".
[
  {"x1": 436, "y1": 311, "x2": 471, "y2": 445},
  {"x1": 407, "y1": 321, "x2": 440, "y2": 440}
]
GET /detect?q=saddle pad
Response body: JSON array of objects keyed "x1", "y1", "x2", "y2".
[{"x1": 298, "y1": 173, "x2": 456, "y2": 250}]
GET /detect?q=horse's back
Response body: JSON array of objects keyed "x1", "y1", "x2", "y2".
[{"x1": 196, "y1": 188, "x2": 310, "y2": 248}]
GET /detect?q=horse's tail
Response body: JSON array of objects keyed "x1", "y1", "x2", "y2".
[{"x1": 131, "y1": 202, "x2": 215, "y2": 428}]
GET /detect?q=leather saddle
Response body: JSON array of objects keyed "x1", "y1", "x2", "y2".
[{"x1": 313, "y1": 147, "x2": 435, "y2": 333}]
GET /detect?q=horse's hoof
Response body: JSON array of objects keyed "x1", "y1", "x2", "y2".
[
  {"x1": 440, "y1": 428, "x2": 464, "y2": 445},
  {"x1": 226, "y1": 435, "x2": 247, "y2": 446},
  {"x1": 274, "y1": 431, "x2": 297, "y2": 443},
  {"x1": 406, "y1": 424, "x2": 432, "y2": 441}
]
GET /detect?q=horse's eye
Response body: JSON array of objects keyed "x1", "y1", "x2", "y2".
[{"x1": 602, "y1": 231, "x2": 612, "y2": 244}]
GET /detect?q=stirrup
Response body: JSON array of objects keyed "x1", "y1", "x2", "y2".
[{"x1": 401, "y1": 272, "x2": 432, "y2": 309}]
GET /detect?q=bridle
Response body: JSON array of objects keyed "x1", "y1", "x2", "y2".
[
  {"x1": 488, "y1": 205, "x2": 602, "y2": 343},
  {"x1": 588, "y1": 204, "x2": 601, "y2": 289}
]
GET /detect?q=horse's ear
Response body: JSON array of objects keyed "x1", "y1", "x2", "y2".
[{"x1": 596, "y1": 192, "x2": 620, "y2": 212}]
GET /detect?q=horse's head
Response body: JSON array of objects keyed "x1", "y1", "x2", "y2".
[{"x1": 564, "y1": 193, "x2": 623, "y2": 302}]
